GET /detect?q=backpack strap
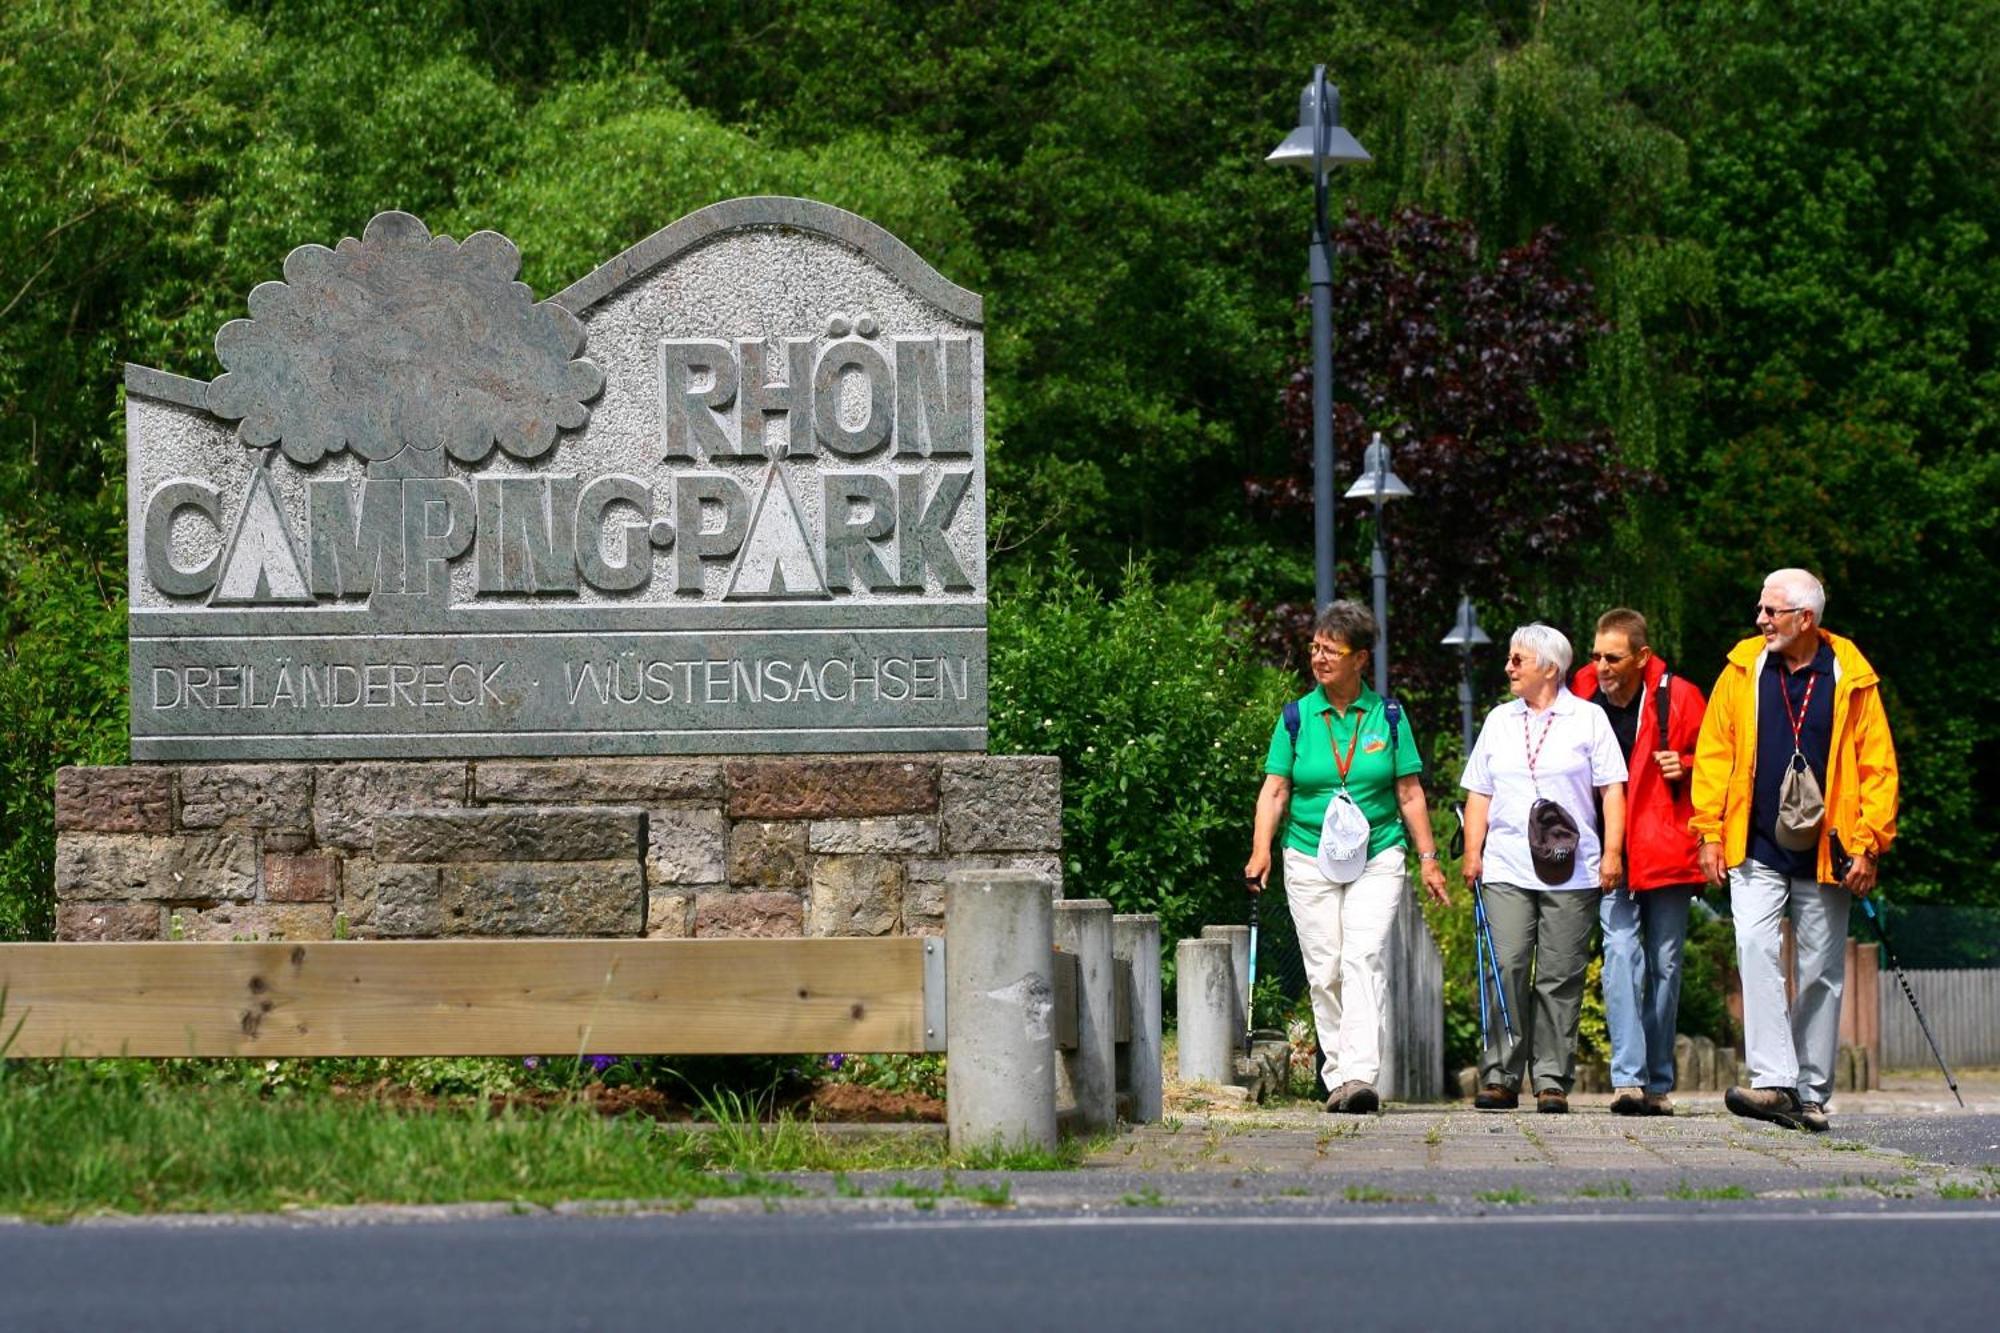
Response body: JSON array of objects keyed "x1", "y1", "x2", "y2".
[{"x1": 1654, "y1": 670, "x2": 1676, "y2": 785}]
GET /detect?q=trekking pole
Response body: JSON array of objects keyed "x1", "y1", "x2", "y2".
[
  {"x1": 1453, "y1": 806, "x2": 1492, "y2": 1052},
  {"x1": 1473, "y1": 892, "x2": 1493, "y2": 1055},
  {"x1": 1471, "y1": 878, "x2": 1517, "y2": 1044},
  {"x1": 1246, "y1": 887, "x2": 1261, "y2": 1049},
  {"x1": 1861, "y1": 896, "x2": 1964, "y2": 1109}
]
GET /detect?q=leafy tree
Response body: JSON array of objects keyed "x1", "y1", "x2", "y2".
[{"x1": 1244, "y1": 207, "x2": 1639, "y2": 706}]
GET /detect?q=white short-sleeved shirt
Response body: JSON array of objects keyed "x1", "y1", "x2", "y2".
[{"x1": 1460, "y1": 689, "x2": 1629, "y2": 891}]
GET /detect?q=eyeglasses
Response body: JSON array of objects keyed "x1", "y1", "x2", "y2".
[
  {"x1": 1309, "y1": 643, "x2": 1355, "y2": 660},
  {"x1": 1754, "y1": 604, "x2": 1802, "y2": 620},
  {"x1": 1506, "y1": 653, "x2": 1535, "y2": 668},
  {"x1": 1588, "y1": 652, "x2": 1628, "y2": 665}
]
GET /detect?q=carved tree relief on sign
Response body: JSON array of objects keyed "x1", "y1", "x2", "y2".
[{"x1": 125, "y1": 199, "x2": 988, "y2": 759}]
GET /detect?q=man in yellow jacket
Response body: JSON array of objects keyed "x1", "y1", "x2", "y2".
[{"x1": 1691, "y1": 568, "x2": 1899, "y2": 1133}]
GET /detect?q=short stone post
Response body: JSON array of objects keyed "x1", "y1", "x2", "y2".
[
  {"x1": 1176, "y1": 936, "x2": 1236, "y2": 1085},
  {"x1": 946, "y1": 868, "x2": 1057, "y2": 1153},
  {"x1": 1113, "y1": 913, "x2": 1163, "y2": 1123},
  {"x1": 1054, "y1": 899, "x2": 1116, "y2": 1134},
  {"x1": 1201, "y1": 923, "x2": 1252, "y2": 1042}
]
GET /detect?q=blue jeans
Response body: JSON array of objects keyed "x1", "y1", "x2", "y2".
[{"x1": 1598, "y1": 885, "x2": 1697, "y2": 1093}]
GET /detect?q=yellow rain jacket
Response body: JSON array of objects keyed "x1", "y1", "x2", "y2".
[{"x1": 1689, "y1": 629, "x2": 1899, "y2": 882}]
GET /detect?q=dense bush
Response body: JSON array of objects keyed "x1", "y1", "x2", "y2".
[
  {"x1": 0, "y1": 537, "x2": 126, "y2": 940},
  {"x1": 987, "y1": 553, "x2": 1294, "y2": 951}
]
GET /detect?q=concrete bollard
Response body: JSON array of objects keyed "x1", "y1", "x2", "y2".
[
  {"x1": 1692, "y1": 1035, "x2": 1716, "y2": 1090},
  {"x1": 1201, "y1": 924, "x2": 1252, "y2": 1042},
  {"x1": 1176, "y1": 937, "x2": 1237, "y2": 1086},
  {"x1": 946, "y1": 868, "x2": 1057, "y2": 1154},
  {"x1": 1054, "y1": 899, "x2": 1117, "y2": 1134},
  {"x1": 1113, "y1": 913, "x2": 1164, "y2": 1123}
]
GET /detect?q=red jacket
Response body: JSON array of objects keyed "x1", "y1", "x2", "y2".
[{"x1": 1572, "y1": 655, "x2": 1708, "y2": 891}]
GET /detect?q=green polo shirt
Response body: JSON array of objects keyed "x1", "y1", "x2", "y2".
[{"x1": 1264, "y1": 685, "x2": 1424, "y2": 857}]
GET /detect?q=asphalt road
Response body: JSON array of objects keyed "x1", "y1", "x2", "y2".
[{"x1": 4, "y1": 1203, "x2": 1998, "y2": 1333}]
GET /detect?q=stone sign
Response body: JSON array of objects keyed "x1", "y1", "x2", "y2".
[{"x1": 125, "y1": 198, "x2": 987, "y2": 759}]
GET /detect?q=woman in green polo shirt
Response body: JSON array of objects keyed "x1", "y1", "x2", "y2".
[{"x1": 1244, "y1": 600, "x2": 1451, "y2": 1113}]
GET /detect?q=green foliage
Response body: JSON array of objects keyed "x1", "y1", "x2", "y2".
[
  {"x1": 988, "y1": 551, "x2": 1294, "y2": 946},
  {"x1": 1676, "y1": 907, "x2": 1740, "y2": 1049},
  {"x1": 821, "y1": 1053, "x2": 946, "y2": 1102},
  {"x1": 0, "y1": 537, "x2": 126, "y2": 939},
  {"x1": 0, "y1": 1064, "x2": 791, "y2": 1221},
  {"x1": 1, "y1": 0, "x2": 1996, "y2": 918}
]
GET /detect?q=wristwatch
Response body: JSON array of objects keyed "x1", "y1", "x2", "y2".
[{"x1": 1418, "y1": 851, "x2": 1440, "y2": 862}]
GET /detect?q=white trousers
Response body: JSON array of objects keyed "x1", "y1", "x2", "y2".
[
  {"x1": 1282, "y1": 845, "x2": 1406, "y2": 1088},
  {"x1": 1729, "y1": 860, "x2": 1852, "y2": 1107}
]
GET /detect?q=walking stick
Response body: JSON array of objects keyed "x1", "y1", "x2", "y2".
[
  {"x1": 1861, "y1": 896, "x2": 1964, "y2": 1108},
  {"x1": 1453, "y1": 806, "x2": 1515, "y2": 1048},
  {"x1": 1471, "y1": 878, "x2": 1517, "y2": 1044},
  {"x1": 1246, "y1": 887, "x2": 1260, "y2": 1049}
]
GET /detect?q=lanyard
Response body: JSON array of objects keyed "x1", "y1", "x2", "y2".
[
  {"x1": 1522, "y1": 707, "x2": 1558, "y2": 794},
  {"x1": 1321, "y1": 707, "x2": 1363, "y2": 790},
  {"x1": 1779, "y1": 665, "x2": 1818, "y2": 756}
]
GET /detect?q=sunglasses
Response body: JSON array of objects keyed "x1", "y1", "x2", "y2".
[
  {"x1": 1506, "y1": 653, "x2": 1539, "y2": 668},
  {"x1": 1588, "y1": 652, "x2": 1629, "y2": 665},
  {"x1": 1309, "y1": 643, "x2": 1355, "y2": 660},
  {"x1": 1754, "y1": 604, "x2": 1802, "y2": 620}
]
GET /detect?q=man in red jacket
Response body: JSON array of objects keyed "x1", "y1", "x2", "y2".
[{"x1": 1573, "y1": 609, "x2": 1708, "y2": 1115}]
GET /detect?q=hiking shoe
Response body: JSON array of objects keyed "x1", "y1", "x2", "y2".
[
  {"x1": 1797, "y1": 1100, "x2": 1830, "y2": 1133},
  {"x1": 1326, "y1": 1080, "x2": 1380, "y2": 1114},
  {"x1": 1609, "y1": 1086, "x2": 1647, "y2": 1116},
  {"x1": 1473, "y1": 1084, "x2": 1519, "y2": 1111},
  {"x1": 1724, "y1": 1084, "x2": 1807, "y2": 1131},
  {"x1": 1643, "y1": 1092, "x2": 1676, "y2": 1117},
  {"x1": 1536, "y1": 1089, "x2": 1569, "y2": 1115}
]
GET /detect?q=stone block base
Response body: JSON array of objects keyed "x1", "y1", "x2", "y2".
[{"x1": 53, "y1": 755, "x2": 1060, "y2": 941}]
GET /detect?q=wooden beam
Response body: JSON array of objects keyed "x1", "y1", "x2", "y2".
[{"x1": 0, "y1": 939, "x2": 928, "y2": 1058}]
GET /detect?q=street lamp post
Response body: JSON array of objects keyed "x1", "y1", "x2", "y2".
[
  {"x1": 1343, "y1": 431, "x2": 1411, "y2": 696},
  {"x1": 1439, "y1": 593, "x2": 1492, "y2": 759},
  {"x1": 1267, "y1": 67, "x2": 1370, "y2": 612}
]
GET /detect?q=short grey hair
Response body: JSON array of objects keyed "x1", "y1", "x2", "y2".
[
  {"x1": 1763, "y1": 567, "x2": 1826, "y2": 620},
  {"x1": 1509, "y1": 623, "x2": 1573, "y2": 677},
  {"x1": 1311, "y1": 599, "x2": 1377, "y2": 654}
]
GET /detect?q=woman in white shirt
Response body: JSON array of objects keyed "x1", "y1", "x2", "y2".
[{"x1": 1460, "y1": 624, "x2": 1627, "y2": 1113}]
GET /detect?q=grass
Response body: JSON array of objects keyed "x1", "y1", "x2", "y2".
[
  {"x1": 1936, "y1": 1180, "x2": 1991, "y2": 1201},
  {"x1": 1476, "y1": 1187, "x2": 1535, "y2": 1205},
  {"x1": 1573, "y1": 1180, "x2": 1636, "y2": 1200},
  {"x1": 1667, "y1": 1181, "x2": 1752, "y2": 1201},
  {"x1": 1119, "y1": 1186, "x2": 1166, "y2": 1207},
  {"x1": 0, "y1": 1072, "x2": 798, "y2": 1222},
  {"x1": 0, "y1": 1054, "x2": 1083, "y2": 1221},
  {"x1": 1342, "y1": 1183, "x2": 1398, "y2": 1203}
]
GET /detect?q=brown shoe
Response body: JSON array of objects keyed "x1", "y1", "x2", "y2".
[
  {"x1": 1326, "y1": 1080, "x2": 1380, "y2": 1114},
  {"x1": 1609, "y1": 1086, "x2": 1647, "y2": 1116},
  {"x1": 1536, "y1": 1089, "x2": 1569, "y2": 1114},
  {"x1": 1724, "y1": 1084, "x2": 1807, "y2": 1131},
  {"x1": 1473, "y1": 1084, "x2": 1519, "y2": 1111},
  {"x1": 1797, "y1": 1100, "x2": 1829, "y2": 1133},
  {"x1": 1643, "y1": 1092, "x2": 1675, "y2": 1117}
]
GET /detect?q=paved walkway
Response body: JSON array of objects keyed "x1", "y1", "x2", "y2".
[{"x1": 1061, "y1": 1072, "x2": 2000, "y2": 1208}]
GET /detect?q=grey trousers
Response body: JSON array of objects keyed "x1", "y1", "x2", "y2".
[
  {"x1": 1729, "y1": 860, "x2": 1852, "y2": 1106},
  {"x1": 1478, "y1": 882, "x2": 1599, "y2": 1095}
]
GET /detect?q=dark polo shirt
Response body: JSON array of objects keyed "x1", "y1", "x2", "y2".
[{"x1": 1748, "y1": 641, "x2": 1835, "y2": 878}]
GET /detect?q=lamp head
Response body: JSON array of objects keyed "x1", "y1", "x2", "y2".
[
  {"x1": 1440, "y1": 594, "x2": 1492, "y2": 649},
  {"x1": 1267, "y1": 67, "x2": 1371, "y2": 171},
  {"x1": 1343, "y1": 431, "x2": 1412, "y2": 502}
]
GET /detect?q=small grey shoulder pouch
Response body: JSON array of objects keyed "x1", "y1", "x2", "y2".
[{"x1": 1774, "y1": 752, "x2": 1824, "y2": 851}]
